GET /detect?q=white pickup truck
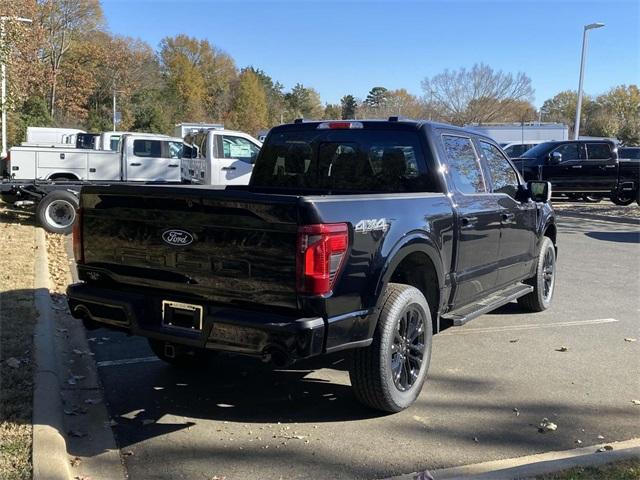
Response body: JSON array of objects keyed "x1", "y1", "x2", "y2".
[
  {"x1": 182, "y1": 129, "x2": 262, "y2": 185},
  {"x1": 8, "y1": 133, "x2": 183, "y2": 182},
  {"x1": 1, "y1": 133, "x2": 184, "y2": 233}
]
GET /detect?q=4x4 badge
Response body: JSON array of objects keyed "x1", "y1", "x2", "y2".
[{"x1": 162, "y1": 229, "x2": 194, "y2": 246}]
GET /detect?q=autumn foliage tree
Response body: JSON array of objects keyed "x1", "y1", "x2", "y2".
[{"x1": 228, "y1": 69, "x2": 268, "y2": 135}]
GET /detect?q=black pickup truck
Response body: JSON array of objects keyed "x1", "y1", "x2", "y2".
[
  {"x1": 514, "y1": 140, "x2": 640, "y2": 205},
  {"x1": 67, "y1": 119, "x2": 557, "y2": 412}
]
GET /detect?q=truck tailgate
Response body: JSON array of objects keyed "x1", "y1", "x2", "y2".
[{"x1": 80, "y1": 185, "x2": 300, "y2": 310}]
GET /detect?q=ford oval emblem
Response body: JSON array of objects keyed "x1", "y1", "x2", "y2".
[{"x1": 162, "y1": 229, "x2": 194, "y2": 246}]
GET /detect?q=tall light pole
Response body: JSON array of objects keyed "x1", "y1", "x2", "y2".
[
  {"x1": 1, "y1": 16, "x2": 32, "y2": 158},
  {"x1": 574, "y1": 22, "x2": 605, "y2": 140}
]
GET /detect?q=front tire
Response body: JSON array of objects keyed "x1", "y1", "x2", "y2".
[
  {"x1": 518, "y1": 237, "x2": 556, "y2": 312},
  {"x1": 36, "y1": 190, "x2": 78, "y2": 234},
  {"x1": 349, "y1": 283, "x2": 433, "y2": 413},
  {"x1": 610, "y1": 192, "x2": 635, "y2": 206}
]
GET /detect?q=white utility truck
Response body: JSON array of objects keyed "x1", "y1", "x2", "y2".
[
  {"x1": 182, "y1": 129, "x2": 262, "y2": 186},
  {"x1": 1, "y1": 133, "x2": 184, "y2": 233}
]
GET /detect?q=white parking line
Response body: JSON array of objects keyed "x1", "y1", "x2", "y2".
[
  {"x1": 96, "y1": 356, "x2": 161, "y2": 368},
  {"x1": 440, "y1": 318, "x2": 619, "y2": 335}
]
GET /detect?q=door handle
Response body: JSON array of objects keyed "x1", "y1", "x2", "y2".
[
  {"x1": 89, "y1": 168, "x2": 96, "y2": 173},
  {"x1": 221, "y1": 166, "x2": 236, "y2": 171},
  {"x1": 571, "y1": 165, "x2": 582, "y2": 169},
  {"x1": 501, "y1": 212, "x2": 515, "y2": 223},
  {"x1": 603, "y1": 165, "x2": 616, "y2": 168},
  {"x1": 461, "y1": 216, "x2": 477, "y2": 229},
  {"x1": 130, "y1": 162, "x2": 141, "y2": 166},
  {"x1": 168, "y1": 164, "x2": 179, "y2": 167}
]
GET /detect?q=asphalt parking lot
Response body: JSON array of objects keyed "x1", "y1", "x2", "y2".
[{"x1": 85, "y1": 214, "x2": 640, "y2": 480}]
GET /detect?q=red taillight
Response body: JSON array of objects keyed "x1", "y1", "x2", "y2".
[
  {"x1": 72, "y1": 207, "x2": 84, "y2": 264},
  {"x1": 296, "y1": 223, "x2": 349, "y2": 295}
]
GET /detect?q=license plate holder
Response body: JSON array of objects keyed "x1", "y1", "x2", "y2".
[{"x1": 161, "y1": 300, "x2": 203, "y2": 331}]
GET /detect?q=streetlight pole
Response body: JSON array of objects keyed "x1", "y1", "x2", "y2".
[
  {"x1": 1, "y1": 16, "x2": 32, "y2": 158},
  {"x1": 574, "y1": 22, "x2": 605, "y2": 140}
]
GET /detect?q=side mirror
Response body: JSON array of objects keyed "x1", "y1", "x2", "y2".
[
  {"x1": 527, "y1": 180, "x2": 551, "y2": 203},
  {"x1": 548, "y1": 151, "x2": 562, "y2": 165}
]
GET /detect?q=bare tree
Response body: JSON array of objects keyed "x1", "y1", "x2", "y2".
[
  {"x1": 421, "y1": 63, "x2": 534, "y2": 125},
  {"x1": 38, "y1": 0, "x2": 103, "y2": 118}
]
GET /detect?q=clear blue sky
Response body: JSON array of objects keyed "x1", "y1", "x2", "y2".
[{"x1": 102, "y1": 0, "x2": 639, "y2": 107}]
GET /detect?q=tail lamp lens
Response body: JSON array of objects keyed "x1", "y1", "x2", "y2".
[{"x1": 296, "y1": 223, "x2": 349, "y2": 295}]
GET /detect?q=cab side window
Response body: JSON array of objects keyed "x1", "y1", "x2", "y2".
[
  {"x1": 586, "y1": 143, "x2": 612, "y2": 160},
  {"x1": 479, "y1": 141, "x2": 520, "y2": 199},
  {"x1": 220, "y1": 136, "x2": 260, "y2": 164},
  {"x1": 553, "y1": 143, "x2": 580, "y2": 161},
  {"x1": 442, "y1": 134, "x2": 486, "y2": 194}
]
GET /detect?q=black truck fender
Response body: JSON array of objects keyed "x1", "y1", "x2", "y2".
[{"x1": 369, "y1": 231, "x2": 446, "y2": 336}]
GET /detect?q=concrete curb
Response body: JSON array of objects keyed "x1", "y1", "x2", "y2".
[
  {"x1": 32, "y1": 227, "x2": 71, "y2": 480},
  {"x1": 388, "y1": 438, "x2": 640, "y2": 480}
]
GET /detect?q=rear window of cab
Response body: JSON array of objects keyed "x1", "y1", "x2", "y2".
[{"x1": 250, "y1": 128, "x2": 439, "y2": 193}]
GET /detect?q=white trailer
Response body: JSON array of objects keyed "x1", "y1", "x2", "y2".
[
  {"x1": 465, "y1": 123, "x2": 569, "y2": 144},
  {"x1": 182, "y1": 129, "x2": 262, "y2": 186},
  {"x1": 24, "y1": 127, "x2": 85, "y2": 147},
  {"x1": 2, "y1": 134, "x2": 184, "y2": 233}
]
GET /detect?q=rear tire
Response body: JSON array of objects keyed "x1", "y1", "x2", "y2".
[
  {"x1": 36, "y1": 190, "x2": 78, "y2": 234},
  {"x1": 147, "y1": 339, "x2": 211, "y2": 368},
  {"x1": 610, "y1": 192, "x2": 635, "y2": 206},
  {"x1": 518, "y1": 237, "x2": 556, "y2": 312},
  {"x1": 349, "y1": 283, "x2": 432, "y2": 413}
]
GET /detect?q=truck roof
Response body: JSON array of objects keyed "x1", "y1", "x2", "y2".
[{"x1": 271, "y1": 118, "x2": 492, "y2": 139}]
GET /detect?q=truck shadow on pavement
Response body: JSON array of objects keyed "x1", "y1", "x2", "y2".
[{"x1": 584, "y1": 231, "x2": 640, "y2": 243}]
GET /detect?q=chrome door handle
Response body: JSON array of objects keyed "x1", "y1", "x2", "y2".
[
  {"x1": 571, "y1": 165, "x2": 582, "y2": 169},
  {"x1": 604, "y1": 165, "x2": 616, "y2": 168},
  {"x1": 461, "y1": 216, "x2": 477, "y2": 229},
  {"x1": 130, "y1": 162, "x2": 141, "y2": 166},
  {"x1": 501, "y1": 212, "x2": 515, "y2": 222}
]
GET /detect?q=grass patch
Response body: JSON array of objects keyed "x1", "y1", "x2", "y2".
[
  {"x1": 535, "y1": 458, "x2": 640, "y2": 479},
  {"x1": 0, "y1": 210, "x2": 37, "y2": 480}
]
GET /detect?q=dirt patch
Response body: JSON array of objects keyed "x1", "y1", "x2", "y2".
[
  {"x1": 535, "y1": 458, "x2": 640, "y2": 479},
  {"x1": 0, "y1": 205, "x2": 37, "y2": 480},
  {"x1": 46, "y1": 232, "x2": 73, "y2": 294}
]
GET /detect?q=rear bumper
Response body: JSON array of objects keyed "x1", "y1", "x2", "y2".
[{"x1": 66, "y1": 283, "x2": 326, "y2": 363}]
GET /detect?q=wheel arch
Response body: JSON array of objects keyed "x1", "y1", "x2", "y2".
[
  {"x1": 372, "y1": 233, "x2": 445, "y2": 334},
  {"x1": 48, "y1": 172, "x2": 81, "y2": 181}
]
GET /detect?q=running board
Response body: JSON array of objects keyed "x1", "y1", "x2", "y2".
[{"x1": 441, "y1": 283, "x2": 534, "y2": 326}]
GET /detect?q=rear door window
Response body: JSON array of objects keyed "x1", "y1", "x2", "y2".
[
  {"x1": 133, "y1": 140, "x2": 182, "y2": 158},
  {"x1": 585, "y1": 143, "x2": 612, "y2": 160},
  {"x1": 442, "y1": 134, "x2": 486, "y2": 194},
  {"x1": 251, "y1": 129, "x2": 435, "y2": 193},
  {"x1": 133, "y1": 140, "x2": 162, "y2": 157}
]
